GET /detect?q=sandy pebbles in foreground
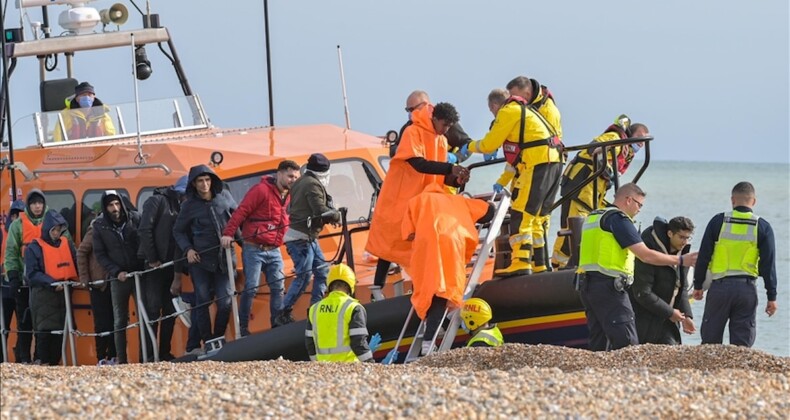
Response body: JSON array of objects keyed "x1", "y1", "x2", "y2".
[{"x1": 2, "y1": 344, "x2": 788, "y2": 419}]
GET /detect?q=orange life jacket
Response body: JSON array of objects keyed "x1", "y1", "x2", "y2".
[
  {"x1": 501, "y1": 95, "x2": 563, "y2": 166},
  {"x1": 36, "y1": 238, "x2": 77, "y2": 281},
  {"x1": 20, "y1": 213, "x2": 42, "y2": 258}
]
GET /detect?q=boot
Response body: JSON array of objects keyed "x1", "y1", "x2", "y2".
[
  {"x1": 494, "y1": 259, "x2": 533, "y2": 277},
  {"x1": 532, "y1": 246, "x2": 548, "y2": 274}
]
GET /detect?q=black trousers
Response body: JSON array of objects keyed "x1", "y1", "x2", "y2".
[
  {"x1": 14, "y1": 287, "x2": 34, "y2": 362},
  {"x1": 35, "y1": 331, "x2": 63, "y2": 366},
  {"x1": 89, "y1": 286, "x2": 116, "y2": 361},
  {"x1": 579, "y1": 274, "x2": 638, "y2": 351},
  {"x1": 423, "y1": 296, "x2": 448, "y2": 344},
  {"x1": 142, "y1": 265, "x2": 176, "y2": 360},
  {"x1": 373, "y1": 259, "x2": 390, "y2": 288}
]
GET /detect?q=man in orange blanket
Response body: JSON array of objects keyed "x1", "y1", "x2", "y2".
[
  {"x1": 366, "y1": 102, "x2": 469, "y2": 296},
  {"x1": 402, "y1": 184, "x2": 494, "y2": 355}
]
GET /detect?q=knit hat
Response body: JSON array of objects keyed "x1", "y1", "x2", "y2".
[
  {"x1": 75, "y1": 82, "x2": 95, "y2": 96},
  {"x1": 173, "y1": 175, "x2": 189, "y2": 194},
  {"x1": 306, "y1": 153, "x2": 330, "y2": 173}
]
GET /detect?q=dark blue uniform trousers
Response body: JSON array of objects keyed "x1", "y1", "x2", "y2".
[
  {"x1": 579, "y1": 274, "x2": 639, "y2": 351},
  {"x1": 700, "y1": 277, "x2": 758, "y2": 347}
]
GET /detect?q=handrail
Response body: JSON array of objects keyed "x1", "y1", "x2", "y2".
[{"x1": 13, "y1": 161, "x2": 172, "y2": 181}]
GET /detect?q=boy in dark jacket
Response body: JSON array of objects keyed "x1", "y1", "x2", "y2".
[
  {"x1": 173, "y1": 165, "x2": 238, "y2": 349},
  {"x1": 630, "y1": 216, "x2": 696, "y2": 344},
  {"x1": 25, "y1": 210, "x2": 78, "y2": 365}
]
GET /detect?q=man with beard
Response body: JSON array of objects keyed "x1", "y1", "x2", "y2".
[
  {"x1": 221, "y1": 160, "x2": 300, "y2": 334},
  {"x1": 92, "y1": 190, "x2": 143, "y2": 363}
]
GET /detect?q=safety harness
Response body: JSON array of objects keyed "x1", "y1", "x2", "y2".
[{"x1": 501, "y1": 91, "x2": 563, "y2": 166}]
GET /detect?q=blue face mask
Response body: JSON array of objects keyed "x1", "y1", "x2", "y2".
[
  {"x1": 631, "y1": 143, "x2": 642, "y2": 153},
  {"x1": 77, "y1": 95, "x2": 94, "y2": 109}
]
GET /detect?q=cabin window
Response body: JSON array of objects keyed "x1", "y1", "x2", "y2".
[
  {"x1": 325, "y1": 158, "x2": 380, "y2": 224},
  {"x1": 81, "y1": 189, "x2": 131, "y2": 240},
  {"x1": 226, "y1": 171, "x2": 275, "y2": 204},
  {"x1": 42, "y1": 190, "x2": 76, "y2": 240},
  {"x1": 378, "y1": 156, "x2": 391, "y2": 173}
]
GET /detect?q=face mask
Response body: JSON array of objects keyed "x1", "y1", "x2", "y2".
[
  {"x1": 77, "y1": 96, "x2": 94, "y2": 108},
  {"x1": 631, "y1": 143, "x2": 642, "y2": 154}
]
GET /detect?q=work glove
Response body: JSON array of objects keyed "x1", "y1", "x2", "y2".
[
  {"x1": 483, "y1": 149, "x2": 498, "y2": 161},
  {"x1": 6, "y1": 270, "x2": 21, "y2": 300},
  {"x1": 493, "y1": 183, "x2": 504, "y2": 194},
  {"x1": 446, "y1": 152, "x2": 458, "y2": 164},
  {"x1": 368, "y1": 333, "x2": 382, "y2": 353},
  {"x1": 458, "y1": 143, "x2": 471, "y2": 160}
]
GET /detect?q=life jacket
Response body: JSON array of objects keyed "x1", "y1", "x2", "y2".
[
  {"x1": 35, "y1": 238, "x2": 77, "y2": 282},
  {"x1": 466, "y1": 325, "x2": 504, "y2": 347},
  {"x1": 20, "y1": 213, "x2": 42, "y2": 258},
  {"x1": 709, "y1": 210, "x2": 760, "y2": 280},
  {"x1": 307, "y1": 291, "x2": 363, "y2": 363},
  {"x1": 501, "y1": 95, "x2": 563, "y2": 166},
  {"x1": 579, "y1": 207, "x2": 636, "y2": 278},
  {"x1": 66, "y1": 112, "x2": 106, "y2": 140}
]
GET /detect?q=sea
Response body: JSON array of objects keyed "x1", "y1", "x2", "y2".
[{"x1": 465, "y1": 159, "x2": 790, "y2": 357}]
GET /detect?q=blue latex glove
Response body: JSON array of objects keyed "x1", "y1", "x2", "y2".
[
  {"x1": 368, "y1": 333, "x2": 382, "y2": 353},
  {"x1": 446, "y1": 152, "x2": 458, "y2": 164},
  {"x1": 459, "y1": 143, "x2": 470, "y2": 160},
  {"x1": 493, "y1": 183, "x2": 504, "y2": 194},
  {"x1": 382, "y1": 349, "x2": 398, "y2": 365},
  {"x1": 483, "y1": 149, "x2": 498, "y2": 161}
]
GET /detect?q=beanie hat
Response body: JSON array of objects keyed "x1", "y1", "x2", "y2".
[
  {"x1": 306, "y1": 153, "x2": 330, "y2": 173},
  {"x1": 173, "y1": 175, "x2": 189, "y2": 194},
  {"x1": 75, "y1": 82, "x2": 95, "y2": 96}
]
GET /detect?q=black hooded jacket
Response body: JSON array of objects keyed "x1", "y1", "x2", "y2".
[
  {"x1": 92, "y1": 190, "x2": 143, "y2": 278},
  {"x1": 173, "y1": 165, "x2": 238, "y2": 273},
  {"x1": 138, "y1": 186, "x2": 182, "y2": 265},
  {"x1": 629, "y1": 218, "x2": 694, "y2": 345},
  {"x1": 24, "y1": 210, "x2": 76, "y2": 331}
]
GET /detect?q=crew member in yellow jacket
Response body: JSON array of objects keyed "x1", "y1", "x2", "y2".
[
  {"x1": 551, "y1": 117, "x2": 649, "y2": 268},
  {"x1": 52, "y1": 82, "x2": 116, "y2": 142},
  {"x1": 402, "y1": 183, "x2": 493, "y2": 355},
  {"x1": 462, "y1": 76, "x2": 563, "y2": 276}
]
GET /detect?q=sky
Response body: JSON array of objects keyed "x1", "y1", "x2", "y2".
[{"x1": 2, "y1": 0, "x2": 789, "y2": 163}]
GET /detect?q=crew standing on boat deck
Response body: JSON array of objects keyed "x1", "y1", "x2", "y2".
[
  {"x1": 461, "y1": 76, "x2": 564, "y2": 276},
  {"x1": 577, "y1": 183, "x2": 698, "y2": 351},
  {"x1": 367, "y1": 102, "x2": 469, "y2": 297},
  {"x1": 692, "y1": 182, "x2": 778, "y2": 347},
  {"x1": 461, "y1": 298, "x2": 504, "y2": 348},
  {"x1": 5, "y1": 189, "x2": 57, "y2": 363},
  {"x1": 53, "y1": 81, "x2": 116, "y2": 142},
  {"x1": 275, "y1": 154, "x2": 339, "y2": 326},
  {"x1": 92, "y1": 190, "x2": 143, "y2": 363},
  {"x1": 221, "y1": 160, "x2": 300, "y2": 333},
  {"x1": 305, "y1": 263, "x2": 373, "y2": 363},
  {"x1": 173, "y1": 165, "x2": 238, "y2": 351},
  {"x1": 1, "y1": 199, "x2": 25, "y2": 355},
  {"x1": 137, "y1": 175, "x2": 189, "y2": 360},
  {"x1": 552, "y1": 117, "x2": 649, "y2": 268},
  {"x1": 630, "y1": 216, "x2": 696, "y2": 344},
  {"x1": 25, "y1": 210, "x2": 78, "y2": 365},
  {"x1": 402, "y1": 184, "x2": 494, "y2": 355}
]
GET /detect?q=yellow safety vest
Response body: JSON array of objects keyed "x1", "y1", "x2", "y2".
[
  {"x1": 709, "y1": 210, "x2": 760, "y2": 279},
  {"x1": 579, "y1": 207, "x2": 635, "y2": 277},
  {"x1": 307, "y1": 291, "x2": 363, "y2": 363},
  {"x1": 466, "y1": 325, "x2": 504, "y2": 347}
]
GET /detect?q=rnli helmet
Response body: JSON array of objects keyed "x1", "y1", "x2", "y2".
[
  {"x1": 614, "y1": 114, "x2": 631, "y2": 131},
  {"x1": 460, "y1": 298, "x2": 493, "y2": 330},
  {"x1": 327, "y1": 263, "x2": 356, "y2": 294}
]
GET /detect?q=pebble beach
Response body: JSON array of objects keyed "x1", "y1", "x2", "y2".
[{"x1": 2, "y1": 344, "x2": 788, "y2": 419}]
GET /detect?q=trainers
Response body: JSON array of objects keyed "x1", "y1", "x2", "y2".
[
  {"x1": 172, "y1": 297, "x2": 192, "y2": 328},
  {"x1": 494, "y1": 260, "x2": 533, "y2": 277},
  {"x1": 274, "y1": 310, "x2": 295, "y2": 326},
  {"x1": 185, "y1": 347, "x2": 205, "y2": 357}
]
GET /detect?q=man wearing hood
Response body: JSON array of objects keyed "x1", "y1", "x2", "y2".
[
  {"x1": 173, "y1": 165, "x2": 238, "y2": 349},
  {"x1": 274, "y1": 154, "x2": 340, "y2": 326},
  {"x1": 630, "y1": 216, "x2": 696, "y2": 344},
  {"x1": 24, "y1": 210, "x2": 78, "y2": 365},
  {"x1": 5, "y1": 190, "x2": 56, "y2": 363},
  {"x1": 1, "y1": 199, "x2": 25, "y2": 354},
  {"x1": 137, "y1": 175, "x2": 188, "y2": 360},
  {"x1": 92, "y1": 190, "x2": 143, "y2": 363},
  {"x1": 53, "y1": 82, "x2": 116, "y2": 142}
]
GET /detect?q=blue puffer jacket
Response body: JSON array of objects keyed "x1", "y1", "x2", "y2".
[{"x1": 173, "y1": 164, "x2": 238, "y2": 273}]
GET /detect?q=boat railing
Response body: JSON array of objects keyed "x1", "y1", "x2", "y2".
[{"x1": 10, "y1": 94, "x2": 209, "y2": 148}]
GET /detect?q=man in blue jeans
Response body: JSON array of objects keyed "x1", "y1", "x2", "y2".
[
  {"x1": 275, "y1": 154, "x2": 340, "y2": 326},
  {"x1": 173, "y1": 165, "x2": 238, "y2": 348},
  {"x1": 221, "y1": 160, "x2": 300, "y2": 334}
]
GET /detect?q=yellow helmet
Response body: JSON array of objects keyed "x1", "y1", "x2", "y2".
[
  {"x1": 327, "y1": 263, "x2": 356, "y2": 294},
  {"x1": 460, "y1": 298, "x2": 493, "y2": 330},
  {"x1": 614, "y1": 114, "x2": 631, "y2": 132}
]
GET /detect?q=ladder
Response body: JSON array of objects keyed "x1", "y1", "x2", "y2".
[{"x1": 395, "y1": 190, "x2": 512, "y2": 363}]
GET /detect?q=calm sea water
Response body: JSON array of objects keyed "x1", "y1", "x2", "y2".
[{"x1": 467, "y1": 159, "x2": 790, "y2": 356}]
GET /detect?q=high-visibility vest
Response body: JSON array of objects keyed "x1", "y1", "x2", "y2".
[
  {"x1": 710, "y1": 210, "x2": 760, "y2": 280},
  {"x1": 579, "y1": 207, "x2": 635, "y2": 277},
  {"x1": 35, "y1": 238, "x2": 77, "y2": 281},
  {"x1": 467, "y1": 325, "x2": 504, "y2": 347},
  {"x1": 20, "y1": 213, "x2": 42, "y2": 258},
  {"x1": 307, "y1": 291, "x2": 363, "y2": 363}
]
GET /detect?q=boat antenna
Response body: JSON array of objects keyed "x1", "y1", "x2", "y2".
[
  {"x1": 263, "y1": 0, "x2": 274, "y2": 127},
  {"x1": 130, "y1": 33, "x2": 146, "y2": 165},
  {"x1": 337, "y1": 45, "x2": 351, "y2": 130},
  {"x1": 0, "y1": 0, "x2": 18, "y2": 200}
]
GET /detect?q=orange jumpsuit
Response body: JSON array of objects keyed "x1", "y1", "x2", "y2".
[
  {"x1": 365, "y1": 105, "x2": 448, "y2": 267},
  {"x1": 401, "y1": 184, "x2": 490, "y2": 319}
]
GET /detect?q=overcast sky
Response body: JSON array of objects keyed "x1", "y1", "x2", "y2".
[{"x1": 3, "y1": 0, "x2": 789, "y2": 163}]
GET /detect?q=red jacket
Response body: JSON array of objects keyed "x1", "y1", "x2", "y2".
[{"x1": 222, "y1": 176, "x2": 289, "y2": 246}]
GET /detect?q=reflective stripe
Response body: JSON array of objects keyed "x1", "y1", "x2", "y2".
[
  {"x1": 305, "y1": 329, "x2": 314, "y2": 337},
  {"x1": 533, "y1": 237, "x2": 545, "y2": 247},
  {"x1": 315, "y1": 345, "x2": 353, "y2": 355},
  {"x1": 335, "y1": 299, "x2": 355, "y2": 350},
  {"x1": 348, "y1": 327, "x2": 368, "y2": 337},
  {"x1": 357, "y1": 351, "x2": 373, "y2": 362},
  {"x1": 509, "y1": 233, "x2": 532, "y2": 246},
  {"x1": 309, "y1": 355, "x2": 317, "y2": 361}
]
